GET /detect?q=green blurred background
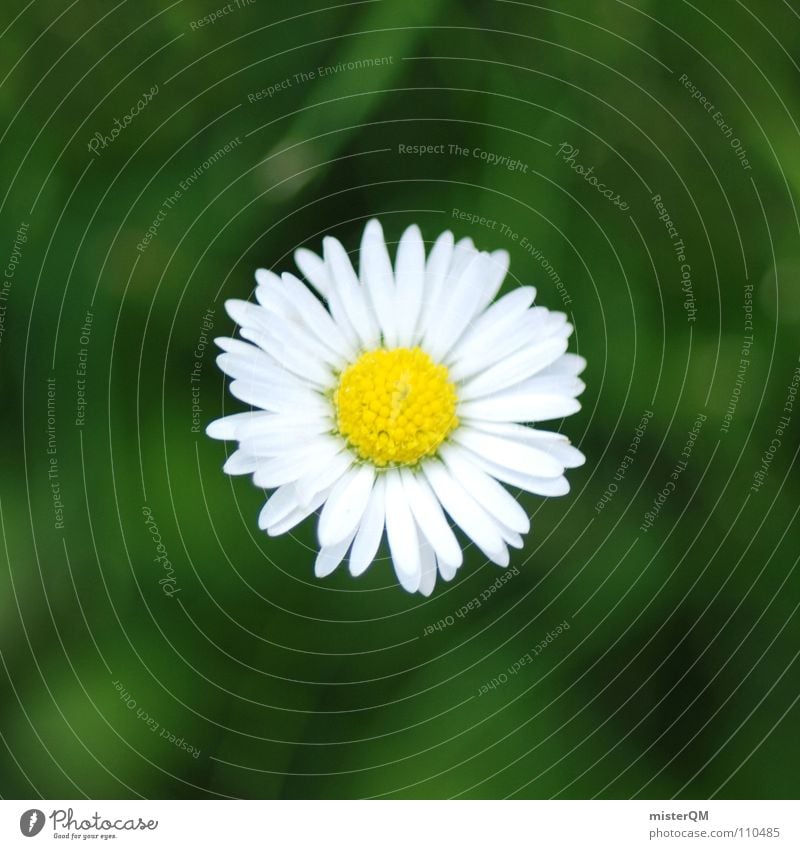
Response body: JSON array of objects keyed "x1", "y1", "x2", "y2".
[{"x1": 1, "y1": 0, "x2": 799, "y2": 799}]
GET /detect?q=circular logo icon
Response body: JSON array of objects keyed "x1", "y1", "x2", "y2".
[{"x1": 19, "y1": 809, "x2": 45, "y2": 837}]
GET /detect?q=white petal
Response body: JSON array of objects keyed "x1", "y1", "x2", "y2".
[
  {"x1": 541, "y1": 312, "x2": 570, "y2": 338},
  {"x1": 252, "y1": 437, "x2": 341, "y2": 488},
  {"x1": 304, "y1": 242, "x2": 359, "y2": 351},
  {"x1": 293, "y1": 448, "x2": 354, "y2": 506},
  {"x1": 233, "y1": 417, "x2": 332, "y2": 452},
  {"x1": 459, "y1": 336, "x2": 569, "y2": 401},
  {"x1": 229, "y1": 378, "x2": 328, "y2": 415},
  {"x1": 453, "y1": 427, "x2": 564, "y2": 478},
  {"x1": 253, "y1": 272, "x2": 299, "y2": 322},
  {"x1": 473, "y1": 421, "x2": 586, "y2": 468},
  {"x1": 318, "y1": 465, "x2": 376, "y2": 547},
  {"x1": 224, "y1": 298, "x2": 271, "y2": 334},
  {"x1": 536, "y1": 352, "x2": 587, "y2": 378},
  {"x1": 323, "y1": 237, "x2": 379, "y2": 348},
  {"x1": 419, "y1": 238, "x2": 476, "y2": 348},
  {"x1": 254, "y1": 267, "x2": 281, "y2": 287},
  {"x1": 266, "y1": 485, "x2": 333, "y2": 536},
  {"x1": 239, "y1": 428, "x2": 327, "y2": 457},
  {"x1": 384, "y1": 469, "x2": 421, "y2": 579},
  {"x1": 238, "y1": 327, "x2": 335, "y2": 388},
  {"x1": 440, "y1": 444, "x2": 530, "y2": 534},
  {"x1": 418, "y1": 538, "x2": 437, "y2": 597},
  {"x1": 216, "y1": 350, "x2": 316, "y2": 390},
  {"x1": 449, "y1": 308, "x2": 550, "y2": 381},
  {"x1": 215, "y1": 342, "x2": 271, "y2": 374},
  {"x1": 512, "y1": 374, "x2": 585, "y2": 398},
  {"x1": 449, "y1": 237, "x2": 477, "y2": 276},
  {"x1": 349, "y1": 475, "x2": 386, "y2": 577},
  {"x1": 464, "y1": 449, "x2": 571, "y2": 497},
  {"x1": 216, "y1": 336, "x2": 327, "y2": 391},
  {"x1": 476, "y1": 249, "x2": 510, "y2": 313},
  {"x1": 394, "y1": 555, "x2": 422, "y2": 593},
  {"x1": 472, "y1": 420, "x2": 572, "y2": 442},
  {"x1": 249, "y1": 454, "x2": 310, "y2": 487},
  {"x1": 206, "y1": 411, "x2": 272, "y2": 440},
  {"x1": 447, "y1": 286, "x2": 536, "y2": 368},
  {"x1": 360, "y1": 219, "x2": 398, "y2": 346},
  {"x1": 418, "y1": 229, "x2": 454, "y2": 334},
  {"x1": 459, "y1": 393, "x2": 581, "y2": 423},
  {"x1": 225, "y1": 411, "x2": 331, "y2": 444},
  {"x1": 400, "y1": 469, "x2": 463, "y2": 569},
  {"x1": 222, "y1": 449, "x2": 259, "y2": 475},
  {"x1": 214, "y1": 335, "x2": 257, "y2": 354},
  {"x1": 424, "y1": 252, "x2": 496, "y2": 362},
  {"x1": 497, "y1": 522, "x2": 523, "y2": 550},
  {"x1": 538, "y1": 440, "x2": 585, "y2": 468},
  {"x1": 294, "y1": 247, "x2": 329, "y2": 297},
  {"x1": 437, "y1": 555, "x2": 459, "y2": 582},
  {"x1": 248, "y1": 304, "x2": 343, "y2": 373},
  {"x1": 394, "y1": 224, "x2": 426, "y2": 346},
  {"x1": 422, "y1": 461, "x2": 509, "y2": 566},
  {"x1": 274, "y1": 272, "x2": 354, "y2": 360},
  {"x1": 315, "y1": 529, "x2": 357, "y2": 578},
  {"x1": 229, "y1": 295, "x2": 348, "y2": 377},
  {"x1": 258, "y1": 484, "x2": 299, "y2": 530}
]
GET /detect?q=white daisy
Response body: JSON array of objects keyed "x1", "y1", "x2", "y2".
[{"x1": 207, "y1": 219, "x2": 585, "y2": 596}]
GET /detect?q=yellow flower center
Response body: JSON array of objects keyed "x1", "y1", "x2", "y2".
[{"x1": 334, "y1": 347, "x2": 459, "y2": 467}]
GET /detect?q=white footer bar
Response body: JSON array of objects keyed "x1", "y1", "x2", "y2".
[{"x1": 2, "y1": 799, "x2": 797, "y2": 848}]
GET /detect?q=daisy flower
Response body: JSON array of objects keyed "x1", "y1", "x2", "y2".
[{"x1": 207, "y1": 219, "x2": 585, "y2": 595}]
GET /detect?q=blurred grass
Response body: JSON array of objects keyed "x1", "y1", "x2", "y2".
[{"x1": 1, "y1": 0, "x2": 799, "y2": 799}]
